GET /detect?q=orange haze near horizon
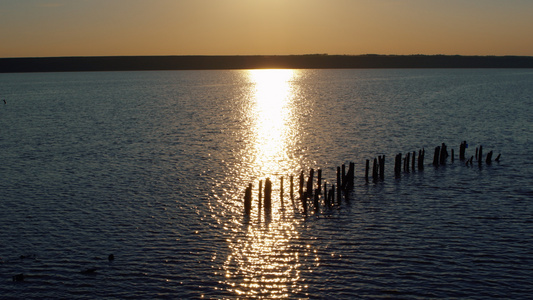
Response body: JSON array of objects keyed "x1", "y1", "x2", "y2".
[{"x1": 1, "y1": 0, "x2": 532, "y2": 58}]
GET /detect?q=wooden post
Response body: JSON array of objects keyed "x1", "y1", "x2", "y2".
[
  {"x1": 244, "y1": 183, "x2": 252, "y2": 215},
  {"x1": 378, "y1": 156, "x2": 385, "y2": 181},
  {"x1": 440, "y1": 143, "x2": 447, "y2": 165},
  {"x1": 418, "y1": 149, "x2": 425, "y2": 170},
  {"x1": 486, "y1": 150, "x2": 493, "y2": 164},
  {"x1": 306, "y1": 169, "x2": 315, "y2": 200},
  {"x1": 372, "y1": 158, "x2": 378, "y2": 182},
  {"x1": 317, "y1": 169, "x2": 322, "y2": 194},
  {"x1": 495, "y1": 153, "x2": 501, "y2": 162},
  {"x1": 459, "y1": 141, "x2": 466, "y2": 160},
  {"x1": 411, "y1": 151, "x2": 415, "y2": 171},
  {"x1": 433, "y1": 146, "x2": 441, "y2": 166},
  {"x1": 324, "y1": 182, "x2": 329, "y2": 207},
  {"x1": 264, "y1": 178, "x2": 272, "y2": 213},
  {"x1": 349, "y1": 162, "x2": 355, "y2": 188},
  {"x1": 336, "y1": 167, "x2": 342, "y2": 201},
  {"x1": 395, "y1": 153, "x2": 402, "y2": 177},
  {"x1": 258, "y1": 180, "x2": 263, "y2": 214}
]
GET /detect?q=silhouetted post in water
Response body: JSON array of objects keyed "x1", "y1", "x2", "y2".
[
  {"x1": 280, "y1": 176, "x2": 284, "y2": 210},
  {"x1": 495, "y1": 153, "x2": 501, "y2": 162},
  {"x1": 348, "y1": 162, "x2": 355, "y2": 188},
  {"x1": 440, "y1": 143, "x2": 447, "y2": 165},
  {"x1": 317, "y1": 169, "x2": 322, "y2": 193},
  {"x1": 264, "y1": 178, "x2": 272, "y2": 213},
  {"x1": 379, "y1": 156, "x2": 385, "y2": 181},
  {"x1": 306, "y1": 169, "x2": 315, "y2": 200},
  {"x1": 324, "y1": 182, "x2": 329, "y2": 207},
  {"x1": 372, "y1": 158, "x2": 378, "y2": 182},
  {"x1": 395, "y1": 153, "x2": 402, "y2": 177},
  {"x1": 418, "y1": 149, "x2": 425, "y2": 170},
  {"x1": 289, "y1": 175, "x2": 294, "y2": 206},
  {"x1": 411, "y1": 151, "x2": 415, "y2": 171},
  {"x1": 459, "y1": 141, "x2": 466, "y2": 160},
  {"x1": 244, "y1": 183, "x2": 252, "y2": 215},
  {"x1": 257, "y1": 180, "x2": 262, "y2": 216},
  {"x1": 365, "y1": 159, "x2": 370, "y2": 182},
  {"x1": 336, "y1": 167, "x2": 341, "y2": 202},
  {"x1": 486, "y1": 150, "x2": 493, "y2": 164},
  {"x1": 433, "y1": 146, "x2": 441, "y2": 166},
  {"x1": 478, "y1": 145, "x2": 483, "y2": 166}
]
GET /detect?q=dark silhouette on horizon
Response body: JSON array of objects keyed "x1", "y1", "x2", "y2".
[{"x1": 1, "y1": 54, "x2": 533, "y2": 73}]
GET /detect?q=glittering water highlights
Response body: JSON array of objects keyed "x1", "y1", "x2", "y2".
[{"x1": 1, "y1": 69, "x2": 532, "y2": 299}]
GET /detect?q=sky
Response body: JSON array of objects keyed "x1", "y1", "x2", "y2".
[{"x1": 1, "y1": 0, "x2": 532, "y2": 58}]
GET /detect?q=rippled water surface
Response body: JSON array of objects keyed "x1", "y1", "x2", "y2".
[{"x1": 1, "y1": 69, "x2": 532, "y2": 299}]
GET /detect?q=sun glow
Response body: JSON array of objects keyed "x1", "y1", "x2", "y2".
[{"x1": 249, "y1": 69, "x2": 298, "y2": 177}]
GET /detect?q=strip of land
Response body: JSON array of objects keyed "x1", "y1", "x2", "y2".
[{"x1": 1, "y1": 55, "x2": 532, "y2": 73}]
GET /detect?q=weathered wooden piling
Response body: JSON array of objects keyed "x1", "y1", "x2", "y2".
[
  {"x1": 349, "y1": 162, "x2": 356, "y2": 188},
  {"x1": 244, "y1": 183, "x2": 252, "y2": 215},
  {"x1": 433, "y1": 146, "x2": 441, "y2": 166},
  {"x1": 317, "y1": 169, "x2": 322, "y2": 192},
  {"x1": 486, "y1": 150, "x2": 493, "y2": 164},
  {"x1": 459, "y1": 141, "x2": 467, "y2": 160},
  {"x1": 306, "y1": 169, "x2": 315, "y2": 200},
  {"x1": 264, "y1": 178, "x2": 272, "y2": 213},
  {"x1": 336, "y1": 167, "x2": 342, "y2": 201},
  {"x1": 372, "y1": 158, "x2": 378, "y2": 182},
  {"x1": 495, "y1": 153, "x2": 501, "y2": 162},
  {"x1": 324, "y1": 182, "x2": 329, "y2": 207},
  {"x1": 418, "y1": 149, "x2": 425, "y2": 170},
  {"x1": 258, "y1": 180, "x2": 263, "y2": 214},
  {"x1": 395, "y1": 153, "x2": 402, "y2": 177},
  {"x1": 439, "y1": 143, "x2": 447, "y2": 165}
]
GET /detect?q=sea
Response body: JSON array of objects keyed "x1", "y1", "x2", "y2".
[{"x1": 1, "y1": 69, "x2": 532, "y2": 299}]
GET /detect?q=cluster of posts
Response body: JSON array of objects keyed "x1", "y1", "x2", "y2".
[{"x1": 244, "y1": 141, "x2": 500, "y2": 216}]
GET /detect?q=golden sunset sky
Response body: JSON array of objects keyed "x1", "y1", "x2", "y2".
[{"x1": 1, "y1": 0, "x2": 532, "y2": 58}]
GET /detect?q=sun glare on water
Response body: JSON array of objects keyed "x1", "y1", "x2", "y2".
[{"x1": 219, "y1": 69, "x2": 315, "y2": 298}]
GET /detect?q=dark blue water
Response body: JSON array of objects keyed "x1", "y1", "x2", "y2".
[{"x1": 1, "y1": 69, "x2": 532, "y2": 299}]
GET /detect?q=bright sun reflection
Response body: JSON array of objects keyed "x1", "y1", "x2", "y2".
[
  {"x1": 249, "y1": 69, "x2": 297, "y2": 176},
  {"x1": 221, "y1": 69, "x2": 315, "y2": 298}
]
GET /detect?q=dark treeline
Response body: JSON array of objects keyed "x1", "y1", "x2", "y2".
[{"x1": 1, "y1": 54, "x2": 533, "y2": 73}]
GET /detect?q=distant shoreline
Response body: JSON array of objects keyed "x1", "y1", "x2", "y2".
[{"x1": 1, "y1": 55, "x2": 533, "y2": 73}]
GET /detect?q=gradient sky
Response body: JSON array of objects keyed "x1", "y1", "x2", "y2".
[{"x1": 1, "y1": 0, "x2": 532, "y2": 58}]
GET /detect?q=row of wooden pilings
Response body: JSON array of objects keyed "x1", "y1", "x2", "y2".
[{"x1": 244, "y1": 140, "x2": 500, "y2": 215}]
